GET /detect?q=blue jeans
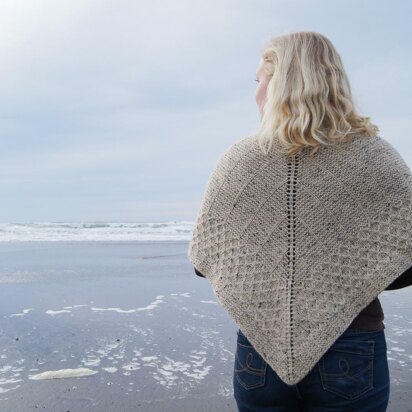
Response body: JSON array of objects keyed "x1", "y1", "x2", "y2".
[{"x1": 233, "y1": 327, "x2": 390, "y2": 411}]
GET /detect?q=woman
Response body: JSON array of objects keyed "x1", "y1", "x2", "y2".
[{"x1": 188, "y1": 31, "x2": 412, "y2": 411}]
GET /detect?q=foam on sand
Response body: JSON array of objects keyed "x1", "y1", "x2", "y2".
[
  {"x1": 102, "y1": 367, "x2": 117, "y2": 373},
  {"x1": 28, "y1": 368, "x2": 98, "y2": 380},
  {"x1": 45, "y1": 309, "x2": 72, "y2": 315},
  {"x1": 8, "y1": 308, "x2": 34, "y2": 318},
  {"x1": 91, "y1": 295, "x2": 165, "y2": 313}
]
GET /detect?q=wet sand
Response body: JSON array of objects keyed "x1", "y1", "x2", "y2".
[{"x1": 0, "y1": 241, "x2": 411, "y2": 411}]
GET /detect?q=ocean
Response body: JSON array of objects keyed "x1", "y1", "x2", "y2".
[{"x1": 0, "y1": 221, "x2": 193, "y2": 242}]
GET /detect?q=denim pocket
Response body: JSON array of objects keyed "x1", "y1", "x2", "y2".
[
  {"x1": 318, "y1": 337, "x2": 374, "y2": 400},
  {"x1": 234, "y1": 329, "x2": 267, "y2": 390}
]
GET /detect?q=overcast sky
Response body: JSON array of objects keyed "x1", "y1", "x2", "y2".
[{"x1": 0, "y1": 0, "x2": 411, "y2": 222}]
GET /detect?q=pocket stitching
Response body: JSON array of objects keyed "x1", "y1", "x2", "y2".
[
  {"x1": 234, "y1": 343, "x2": 267, "y2": 390},
  {"x1": 318, "y1": 340, "x2": 375, "y2": 400}
]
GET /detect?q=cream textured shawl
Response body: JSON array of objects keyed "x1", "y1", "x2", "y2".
[{"x1": 187, "y1": 134, "x2": 412, "y2": 385}]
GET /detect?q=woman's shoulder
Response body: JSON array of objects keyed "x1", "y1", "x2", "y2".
[
  {"x1": 212, "y1": 134, "x2": 258, "y2": 167},
  {"x1": 225, "y1": 134, "x2": 257, "y2": 152}
]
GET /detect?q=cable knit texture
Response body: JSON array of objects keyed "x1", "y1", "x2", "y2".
[{"x1": 187, "y1": 133, "x2": 412, "y2": 385}]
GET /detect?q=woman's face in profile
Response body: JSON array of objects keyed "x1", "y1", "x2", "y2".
[{"x1": 255, "y1": 58, "x2": 271, "y2": 119}]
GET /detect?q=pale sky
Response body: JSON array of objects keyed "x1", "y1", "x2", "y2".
[{"x1": 0, "y1": 0, "x2": 411, "y2": 222}]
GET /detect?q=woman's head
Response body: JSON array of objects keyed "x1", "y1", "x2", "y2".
[{"x1": 255, "y1": 31, "x2": 379, "y2": 158}]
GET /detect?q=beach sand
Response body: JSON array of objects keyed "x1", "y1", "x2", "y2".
[{"x1": 0, "y1": 241, "x2": 411, "y2": 411}]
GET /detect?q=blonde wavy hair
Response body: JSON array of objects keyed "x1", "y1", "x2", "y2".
[{"x1": 256, "y1": 31, "x2": 379, "y2": 158}]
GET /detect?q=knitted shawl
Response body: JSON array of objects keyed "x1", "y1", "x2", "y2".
[{"x1": 187, "y1": 133, "x2": 412, "y2": 385}]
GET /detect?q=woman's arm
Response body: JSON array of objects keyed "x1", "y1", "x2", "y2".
[
  {"x1": 194, "y1": 267, "x2": 206, "y2": 278},
  {"x1": 385, "y1": 264, "x2": 412, "y2": 290}
]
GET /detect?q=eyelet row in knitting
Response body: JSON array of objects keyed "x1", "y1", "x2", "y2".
[{"x1": 286, "y1": 154, "x2": 300, "y2": 377}]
